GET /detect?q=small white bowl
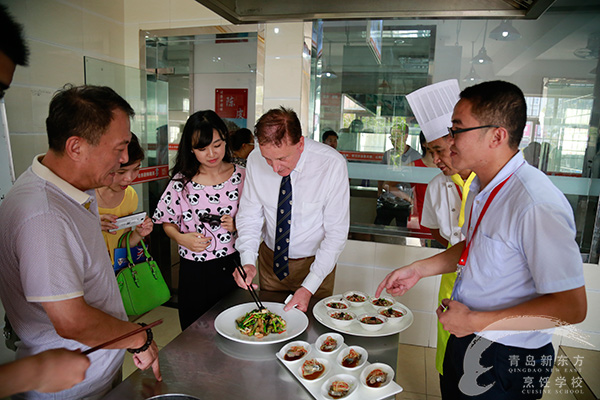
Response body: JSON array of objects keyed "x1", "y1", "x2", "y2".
[
  {"x1": 369, "y1": 296, "x2": 396, "y2": 309},
  {"x1": 360, "y1": 362, "x2": 395, "y2": 390},
  {"x1": 343, "y1": 290, "x2": 368, "y2": 307},
  {"x1": 324, "y1": 298, "x2": 351, "y2": 312},
  {"x1": 327, "y1": 310, "x2": 356, "y2": 328},
  {"x1": 320, "y1": 374, "x2": 358, "y2": 399},
  {"x1": 377, "y1": 305, "x2": 407, "y2": 325},
  {"x1": 278, "y1": 340, "x2": 311, "y2": 363},
  {"x1": 336, "y1": 345, "x2": 368, "y2": 371},
  {"x1": 298, "y1": 357, "x2": 330, "y2": 382},
  {"x1": 315, "y1": 332, "x2": 345, "y2": 355},
  {"x1": 357, "y1": 313, "x2": 387, "y2": 332}
]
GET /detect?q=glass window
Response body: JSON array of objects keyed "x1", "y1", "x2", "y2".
[{"x1": 309, "y1": 5, "x2": 600, "y2": 260}]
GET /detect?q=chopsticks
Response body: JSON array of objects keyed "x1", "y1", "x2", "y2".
[
  {"x1": 82, "y1": 319, "x2": 163, "y2": 355},
  {"x1": 234, "y1": 260, "x2": 265, "y2": 311}
]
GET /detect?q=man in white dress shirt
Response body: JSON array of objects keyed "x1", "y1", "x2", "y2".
[
  {"x1": 234, "y1": 107, "x2": 350, "y2": 312},
  {"x1": 377, "y1": 81, "x2": 586, "y2": 399}
]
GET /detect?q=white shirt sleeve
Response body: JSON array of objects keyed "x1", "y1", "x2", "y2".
[
  {"x1": 302, "y1": 157, "x2": 350, "y2": 293},
  {"x1": 235, "y1": 157, "x2": 265, "y2": 267}
]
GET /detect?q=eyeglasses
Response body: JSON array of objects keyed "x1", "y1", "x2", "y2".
[{"x1": 447, "y1": 125, "x2": 499, "y2": 138}]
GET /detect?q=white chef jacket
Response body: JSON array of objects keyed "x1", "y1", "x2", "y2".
[
  {"x1": 421, "y1": 173, "x2": 464, "y2": 246},
  {"x1": 235, "y1": 138, "x2": 350, "y2": 294}
]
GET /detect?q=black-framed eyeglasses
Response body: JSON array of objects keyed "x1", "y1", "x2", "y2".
[{"x1": 447, "y1": 125, "x2": 499, "y2": 138}]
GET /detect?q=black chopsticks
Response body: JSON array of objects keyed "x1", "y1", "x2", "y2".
[
  {"x1": 234, "y1": 260, "x2": 265, "y2": 311},
  {"x1": 83, "y1": 319, "x2": 163, "y2": 355}
]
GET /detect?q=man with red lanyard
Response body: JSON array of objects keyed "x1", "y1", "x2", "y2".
[{"x1": 377, "y1": 80, "x2": 586, "y2": 399}]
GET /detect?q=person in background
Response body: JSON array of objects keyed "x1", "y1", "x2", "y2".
[
  {"x1": 408, "y1": 131, "x2": 435, "y2": 232},
  {"x1": 337, "y1": 118, "x2": 363, "y2": 151},
  {"x1": 97, "y1": 133, "x2": 153, "y2": 269},
  {"x1": 406, "y1": 78, "x2": 475, "y2": 389},
  {"x1": 322, "y1": 130, "x2": 338, "y2": 150},
  {"x1": 230, "y1": 127, "x2": 255, "y2": 168},
  {"x1": 375, "y1": 122, "x2": 420, "y2": 227},
  {"x1": 0, "y1": 5, "x2": 28, "y2": 100},
  {"x1": 233, "y1": 107, "x2": 349, "y2": 312},
  {"x1": 377, "y1": 81, "x2": 586, "y2": 399},
  {"x1": 153, "y1": 110, "x2": 245, "y2": 330},
  {"x1": 0, "y1": 6, "x2": 92, "y2": 397},
  {"x1": 0, "y1": 85, "x2": 161, "y2": 400}
]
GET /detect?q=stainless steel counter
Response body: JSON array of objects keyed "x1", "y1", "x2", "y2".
[{"x1": 103, "y1": 290, "x2": 399, "y2": 400}]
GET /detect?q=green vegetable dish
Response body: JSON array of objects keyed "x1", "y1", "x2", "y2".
[{"x1": 235, "y1": 308, "x2": 287, "y2": 338}]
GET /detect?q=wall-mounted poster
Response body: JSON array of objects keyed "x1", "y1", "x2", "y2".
[{"x1": 215, "y1": 88, "x2": 248, "y2": 130}]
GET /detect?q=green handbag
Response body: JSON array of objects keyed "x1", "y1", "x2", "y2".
[{"x1": 116, "y1": 231, "x2": 171, "y2": 315}]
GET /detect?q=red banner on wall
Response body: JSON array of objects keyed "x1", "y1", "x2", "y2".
[
  {"x1": 132, "y1": 165, "x2": 170, "y2": 184},
  {"x1": 215, "y1": 89, "x2": 248, "y2": 119},
  {"x1": 339, "y1": 151, "x2": 383, "y2": 162}
]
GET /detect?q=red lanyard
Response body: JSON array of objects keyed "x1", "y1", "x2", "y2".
[
  {"x1": 455, "y1": 184, "x2": 462, "y2": 201},
  {"x1": 458, "y1": 173, "x2": 514, "y2": 267}
]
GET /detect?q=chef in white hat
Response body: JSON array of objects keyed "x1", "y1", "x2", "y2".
[{"x1": 406, "y1": 79, "x2": 476, "y2": 380}]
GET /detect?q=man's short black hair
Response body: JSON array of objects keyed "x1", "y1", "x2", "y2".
[
  {"x1": 460, "y1": 80, "x2": 526, "y2": 150},
  {"x1": 0, "y1": 5, "x2": 29, "y2": 66},
  {"x1": 46, "y1": 84, "x2": 135, "y2": 153},
  {"x1": 322, "y1": 130, "x2": 338, "y2": 142}
]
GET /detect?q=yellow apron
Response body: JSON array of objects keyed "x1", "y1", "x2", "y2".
[{"x1": 435, "y1": 172, "x2": 475, "y2": 375}]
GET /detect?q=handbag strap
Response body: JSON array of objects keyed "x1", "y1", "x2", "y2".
[
  {"x1": 124, "y1": 230, "x2": 153, "y2": 265},
  {"x1": 117, "y1": 231, "x2": 128, "y2": 248}
]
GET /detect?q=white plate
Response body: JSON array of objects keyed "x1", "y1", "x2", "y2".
[
  {"x1": 312, "y1": 296, "x2": 414, "y2": 337},
  {"x1": 214, "y1": 302, "x2": 308, "y2": 345},
  {"x1": 277, "y1": 342, "x2": 403, "y2": 400}
]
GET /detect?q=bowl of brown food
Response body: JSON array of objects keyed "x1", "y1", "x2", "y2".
[
  {"x1": 327, "y1": 310, "x2": 356, "y2": 328},
  {"x1": 343, "y1": 291, "x2": 368, "y2": 307},
  {"x1": 298, "y1": 357, "x2": 330, "y2": 382},
  {"x1": 335, "y1": 345, "x2": 368, "y2": 371},
  {"x1": 315, "y1": 332, "x2": 344, "y2": 356},
  {"x1": 278, "y1": 340, "x2": 311, "y2": 363},
  {"x1": 320, "y1": 374, "x2": 358, "y2": 399},
  {"x1": 369, "y1": 296, "x2": 396, "y2": 309},
  {"x1": 360, "y1": 363, "x2": 395, "y2": 390},
  {"x1": 324, "y1": 298, "x2": 351, "y2": 312},
  {"x1": 357, "y1": 313, "x2": 387, "y2": 332},
  {"x1": 378, "y1": 306, "x2": 406, "y2": 325}
]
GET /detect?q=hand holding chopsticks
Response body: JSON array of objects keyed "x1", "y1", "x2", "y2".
[
  {"x1": 83, "y1": 319, "x2": 163, "y2": 355},
  {"x1": 234, "y1": 261, "x2": 265, "y2": 311}
]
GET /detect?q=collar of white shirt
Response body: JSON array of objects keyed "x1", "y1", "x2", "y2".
[
  {"x1": 470, "y1": 151, "x2": 526, "y2": 197},
  {"x1": 31, "y1": 154, "x2": 92, "y2": 206}
]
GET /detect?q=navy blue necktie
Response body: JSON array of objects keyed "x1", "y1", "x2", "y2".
[{"x1": 274, "y1": 175, "x2": 292, "y2": 280}]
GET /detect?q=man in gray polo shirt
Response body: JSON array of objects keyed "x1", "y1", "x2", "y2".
[{"x1": 0, "y1": 85, "x2": 161, "y2": 400}]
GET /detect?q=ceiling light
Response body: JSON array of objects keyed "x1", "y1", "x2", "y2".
[
  {"x1": 472, "y1": 47, "x2": 493, "y2": 64},
  {"x1": 463, "y1": 65, "x2": 482, "y2": 82},
  {"x1": 471, "y1": 21, "x2": 493, "y2": 64},
  {"x1": 322, "y1": 40, "x2": 337, "y2": 79},
  {"x1": 322, "y1": 67, "x2": 337, "y2": 79},
  {"x1": 464, "y1": 42, "x2": 482, "y2": 83},
  {"x1": 489, "y1": 20, "x2": 521, "y2": 41}
]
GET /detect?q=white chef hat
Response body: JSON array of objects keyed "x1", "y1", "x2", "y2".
[{"x1": 406, "y1": 79, "x2": 460, "y2": 143}]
